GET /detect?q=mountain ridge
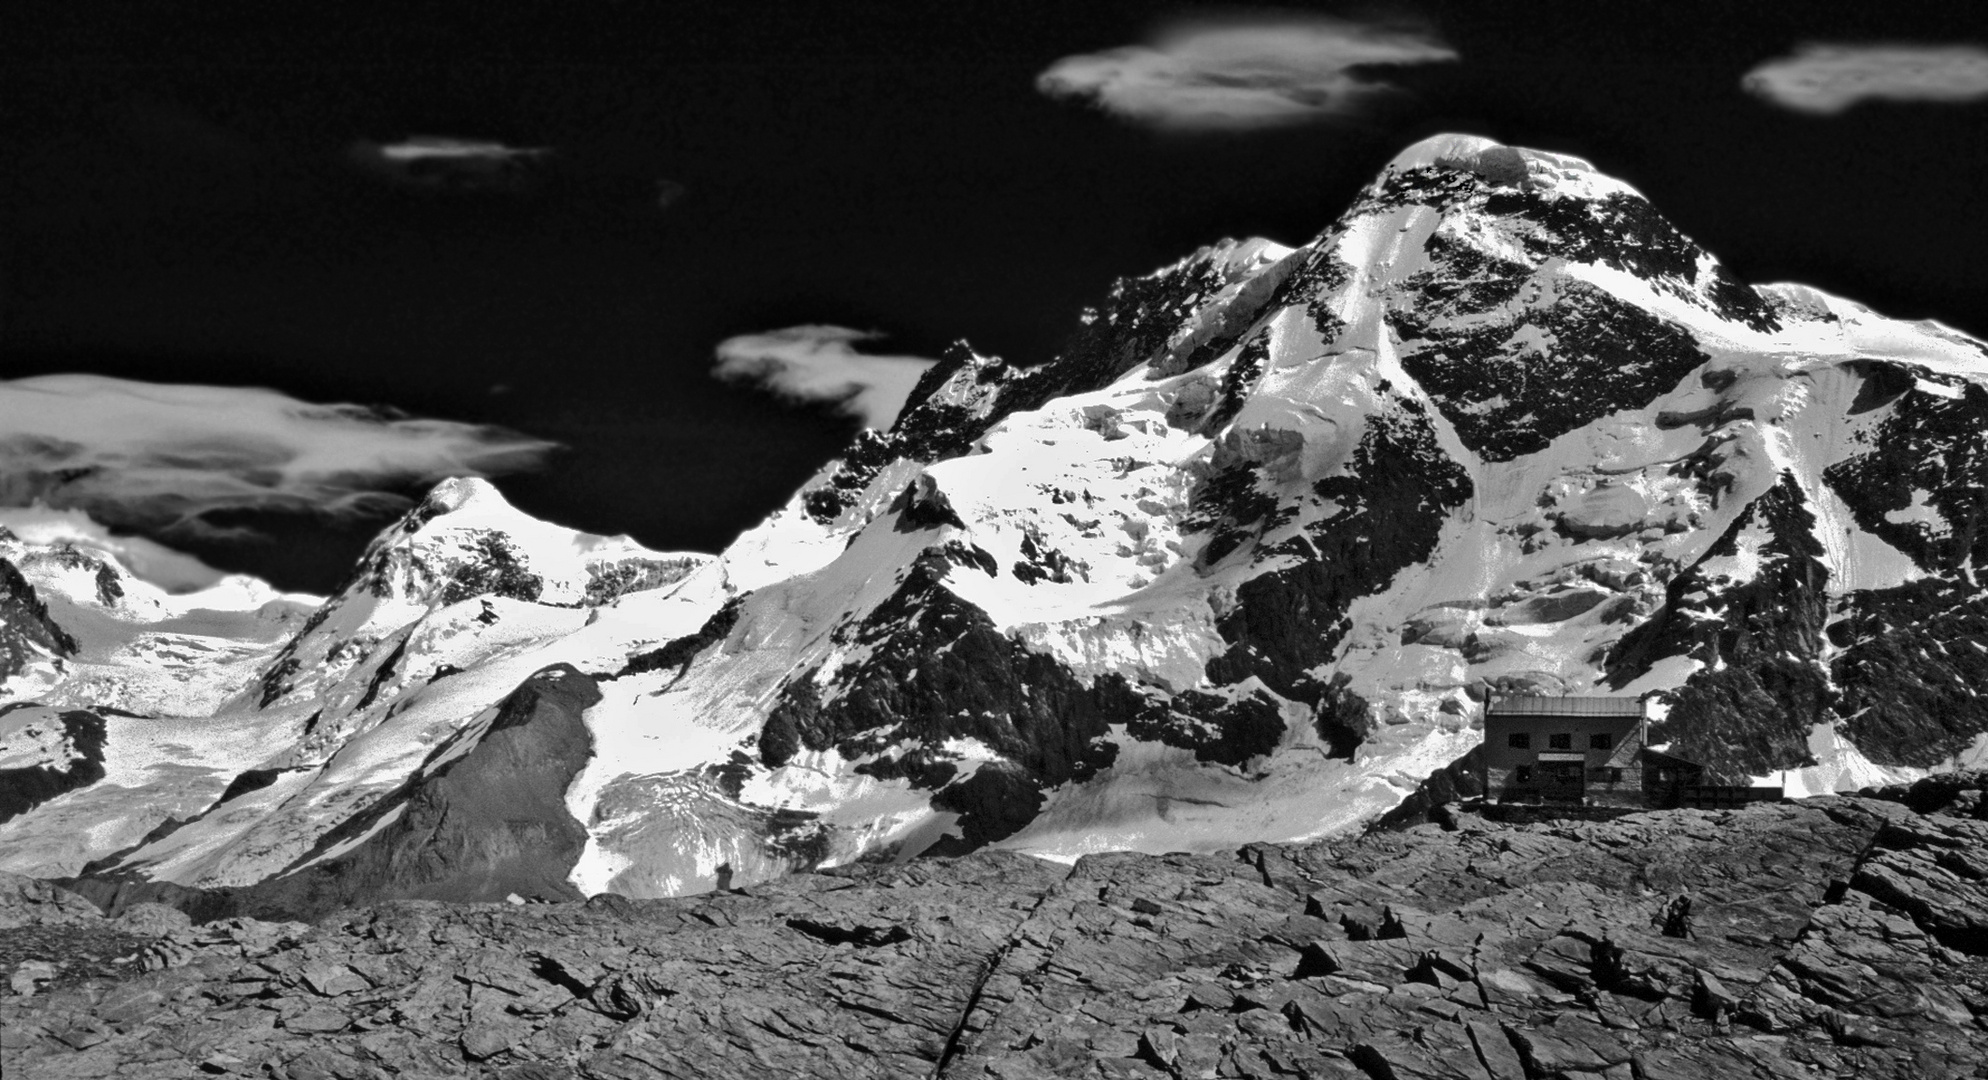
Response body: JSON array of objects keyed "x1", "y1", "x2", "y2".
[{"x1": 2, "y1": 133, "x2": 1986, "y2": 906}]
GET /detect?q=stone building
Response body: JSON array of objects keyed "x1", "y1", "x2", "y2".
[
  {"x1": 1481, "y1": 694, "x2": 1784, "y2": 810},
  {"x1": 1481, "y1": 694, "x2": 1651, "y2": 807}
]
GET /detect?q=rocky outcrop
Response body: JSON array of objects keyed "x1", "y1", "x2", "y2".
[
  {"x1": 1825, "y1": 367, "x2": 1988, "y2": 766},
  {"x1": 1377, "y1": 171, "x2": 1754, "y2": 463},
  {"x1": 759, "y1": 557, "x2": 1137, "y2": 843},
  {"x1": 0, "y1": 871, "x2": 109, "y2": 930},
  {"x1": 9, "y1": 779, "x2": 1988, "y2": 1078},
  {"x1": 247, "y1": 664, "x2": 600, "y2": 921},
  {"x1": 1831, "y1": 575, "x2": 1988, "y2": 767},
  {"x1": 1608, "y1": 475, "x2": 1834, "y2": 781},
  {"x1": 0, "y1": 707, "x2": 107, "y2": 825},
  {"x1": 74, "y1": 665, "x2": 602, "y2": 925},
  {"x1": 1200, "y1": 403, "x2": 1474, "y2": 755},
  {"x1": 0, "y1": 557, "x2": 77, "y2": 680},
  {"x1": 1370, "y1": 744, "x2": 1485, "y2": 831}
]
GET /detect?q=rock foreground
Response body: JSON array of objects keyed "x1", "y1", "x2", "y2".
[{"x1": 6, "y1": 779, "x2": 1988, "y2": 1079}]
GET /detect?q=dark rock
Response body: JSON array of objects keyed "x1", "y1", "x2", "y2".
[
  {"x1": 0, "y1": 708, "x2": 107, "y2": 825},
  {"x1": 219, "y1": 664, "x2": 601, "y2": 922},
  {"x1": 0, "y1": 871, "x2": 105, "y2": 929},
  {"x1": 582, "y1": 554, "x2": 704, "y2": 606},
  {"x1": 926, "y1": 761, "x2": 1047, "y2": 855},
  {"x1": 1609, "y1": 474, "x2": 1833, "y2": 781},
  {"x1": 1831, "y1": 574, "x2": 1988, "y2": 768},
  {"x1": 759, "y1": 554, "x2": 1138, "y2": 846},
  {"x1": 436, "y1": 531, "x2": 543, "y2": 606},
  {"x1": 582, "y1": 893, "x2": 640, "y2": 921},
  {"x1": 1201, "y1": 403, "x2": 1472, "y2": 757},
  {"x1": 1371, "y1": 747, "x2": 1485, "y2": 832},
  {"x1": 1124, "y1": 687, "x2": 1286, "y2": 767},
  {"x1": 1692, "y1": 968, "x2": 1737, "y2": 1019},
  {"x1": 211, "y1": 767, "x2": 296, "y2": 808},
  {"x1": 1291, "y1": 942, "x2": 1342, "y2": 980},
  {"x1": 611, "y1": 597, "x2": 744, "y2": 682},
  {"x1": 1823, "y1": 369, "x2": 1988, "y2": 765},
  {"x1": 0, "y1": 557, "x2": 78, "y2": 680},
  {"x1": 9, "y1": 786, "x2": 1988, "y2": 1079},
  {"x1": 1392, "y1": 271, "x2": 1714, "y2": 461},
  {"x1": 786, "y1": 918, "x2": 913, "y2": 948}
]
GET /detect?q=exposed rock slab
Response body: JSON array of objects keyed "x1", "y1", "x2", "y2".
[
  {"x1": 72, "y1": 664, "x2": 602, "y2": 925},
  {"x1": 247, "y1": 663, "x2": 603, "y2": 920},
  {"x1": 9, "y1": 780, "x2": 1988, "y2": 1078}
]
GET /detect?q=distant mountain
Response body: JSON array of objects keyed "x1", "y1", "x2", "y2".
[{"x1": 4, "y1": 134, "x2": 1985, "y2": 917}]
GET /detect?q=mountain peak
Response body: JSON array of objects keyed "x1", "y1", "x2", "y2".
[
  {"x1": 401, "y1": 475, "x2": 522, "y2": 534},
  {"x1": 1384, "y1": 132, "x2": 1513, "y2": 173},
  {"x1": 285, "y1": 477, "x2": 711, "y2": 625},
  {"x1": 7, "y1": 129, "x2": 1988, "y2": 907},
  {"x1": 1377, "y1": 132, "x2": 1636, "y2": 204}
]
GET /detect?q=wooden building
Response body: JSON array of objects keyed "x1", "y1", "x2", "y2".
[{"x1": 1481, "y1": 694, "x2": 1650, "y2": 807}]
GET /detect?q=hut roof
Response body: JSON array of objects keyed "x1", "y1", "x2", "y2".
[{"x1": 1487, "y1": 695, "x2": 1644, "y2": 717}]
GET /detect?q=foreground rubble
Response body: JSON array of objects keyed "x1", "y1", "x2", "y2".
[{"x1": 6, "y1": 778, "x2": 1988, "y2": 1079}]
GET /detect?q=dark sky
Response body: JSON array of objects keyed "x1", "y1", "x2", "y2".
[{"x1": 4, "y1": 1, "x2": 1985, "y2": 591}]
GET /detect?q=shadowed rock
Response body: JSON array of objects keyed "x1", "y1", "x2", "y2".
[
  {"x1": 14, "y1": 779, "x2": 1988, "y2": 1078},
  {"x1": 244, "y1": 664, "x2": 602, "y2": 921}
]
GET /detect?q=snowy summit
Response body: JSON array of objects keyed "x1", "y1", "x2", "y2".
[{"x1": 3, "y1": 135, "x2": 1986, "y2": 913}]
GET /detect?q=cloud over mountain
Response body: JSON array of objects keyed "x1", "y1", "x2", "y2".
[
  {"x1": 1035, "y1": 15, "x2": 1457, "y2": 131},
  {"x1": 1743, "y1": 43, "x2": 1988, "y2": 114},
  {"x1": 346, "y1": 136, "x2": 551, "y2": 193},
  {"x1": 713, "y1": 325, "x2": 937, "y2": 430},
  {"x1": 0, "y1": 505, "x2": 232, "y2": 592},
  {"x1": 0, "y1": 375, "x2": 557, "y2": 538}
]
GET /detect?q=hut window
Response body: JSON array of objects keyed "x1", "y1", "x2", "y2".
[
  {"x1": 1608, "y1": 768, "x2": 1624, "y2": 783},
  {"x1": 1590, "y1": 733, "x2": 1614, "y2": 750},
  {"x1": 1548, "y1": 733, "x2": 1572, "y2": 750},
  {"x1": 1508, "y1": 732, "x2": 1531, "y2": 749}
]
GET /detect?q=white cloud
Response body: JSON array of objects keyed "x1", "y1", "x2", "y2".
[
  {"x1": 713, "y1": 326, "x2": 937, "y2": 430},
  {"x1": 367, "y1": 136, "x2": 547, "y2": 164},
  {"x1": 0, "y1": 375, "x2": 557, "y2": 540},
  {"x1": 1743, "y1": 43, "x2": 1988, "y2": 114},
  {"x1": 1036, "y1": 15, "x2": 1457, "y2": 131},
  {"x1": 346, "y1": 136, "x2": 550, "y2": 192},
  {"x1": 0, "y1": 506, "x2": 230, "y2": 592}
]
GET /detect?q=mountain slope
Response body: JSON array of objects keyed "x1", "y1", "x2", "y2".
[
  {"x1": 559, "y1": 132, "x2": 1987, "y2": 887},
  {"x1": 4, "y1": 133, "x2": 1986, "y2": 904},
  {"x1": 0, "y1": 482, "x2": 709, "y2": 888}
]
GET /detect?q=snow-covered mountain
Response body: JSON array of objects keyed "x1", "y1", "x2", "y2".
[
  {"x1": 0, "y1": 479, "x2": 711, "y2": 893},
  {"x1": 4, "y1": 134, "x2": 1986, "y2": 914}
]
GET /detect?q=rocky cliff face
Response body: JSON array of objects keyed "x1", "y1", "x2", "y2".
[
  {"x1": 0, "y1": 553, "x2": 78, "y2": 683},
  {"x1": 0, "y1": 480, "x2": 709, "y2": 895},
  {"x1": 251, "y1": 663, "x2": 602, "y2": 919},
  {"x1": 2, "y1": 133, "x2": 1986, "y2": 907},
  {"x1": 0, "y1": 706, "x2": 106, "y2": 825},
  {"x1": 69, "y1": 664, "x2": 603, "y2": 924},
  {"x1": 6, "y1": 778, "x2": 1988, "y2": 1078}
]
